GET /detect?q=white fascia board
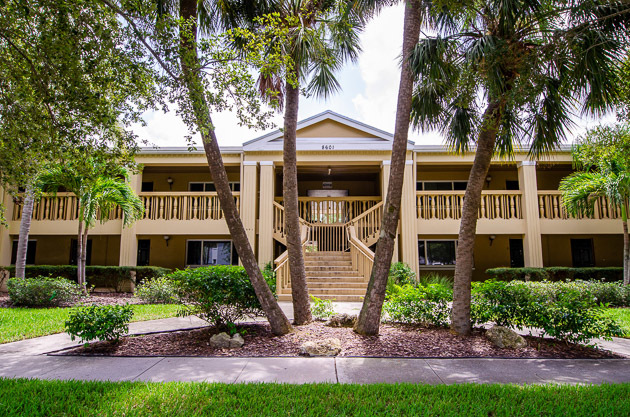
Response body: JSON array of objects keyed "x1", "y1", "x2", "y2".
[{"x1": 138, "y1": 146, "x2": 243, "y2": 155}]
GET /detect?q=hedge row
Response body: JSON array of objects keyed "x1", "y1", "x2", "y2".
[
  {"x1": 486, "y1": 267, "x2": 623, "y2": 282},
  {"x1": 1, "y1": 265, "x2": 172, "y2": 292}
]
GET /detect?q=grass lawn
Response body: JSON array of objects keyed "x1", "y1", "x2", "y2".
[
  {"x1": 0, "y1": 304, "x2": 180, "y2": 344},
  {"x1": 0, "y1": 379, "x2": 629, "y2": 416},
  {"x1": 603, "y1": 308, "x2": 630, "y2": 338}
]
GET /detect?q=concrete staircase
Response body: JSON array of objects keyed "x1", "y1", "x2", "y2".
[{"x1": 278, "y1": 251, "x2": 367, "y2": 302}]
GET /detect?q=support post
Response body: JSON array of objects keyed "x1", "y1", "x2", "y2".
[
  {"x1": 241, "y1": 162, "x2": 258, "y2": 255},
  {"x1": 399, "y1": 159, "x2": 419, "y2": 275},
  {"x1": 518, "y1": 161, "x2": 543, "y2": 267},
  {"x1": 119, "y1": 173, "x2": 141, "y2": 268},
  {"x1": 258, "y1": 161, "x2": 276, "y2": 266}
]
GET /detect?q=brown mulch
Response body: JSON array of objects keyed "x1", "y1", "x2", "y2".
[
  {"x1": 60, "y1": 321, "x2": 622, "y2": 359},
  {"x1": 0, "y1": 293, "x2": 142, "y2": 308}
]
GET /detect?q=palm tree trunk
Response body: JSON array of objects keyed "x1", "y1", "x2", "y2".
[
  {"x1": 179, "y1": 0, "x2": 292, "y2": 335},
  {"x1": 283, "y1": 70, "x2": 312, "y2": 325},
  {"x1": 77, "y1": 209, "x2": 84, "y2": 290},
  {"x1": 354, "y1": 0, "x2": 422, "y2": 336},
  {"x1": 80, "y1": 225, "x2": 89, "y2": 294},
  {"x1": 15, "y1": 184, "x2": 36, "y2": 279},
  {"x1": 450, "y1": 101, "x2": 502, "y2": 335},
  {"x1": 623, "y1": 200, "x2": 629, "y2": 286}
]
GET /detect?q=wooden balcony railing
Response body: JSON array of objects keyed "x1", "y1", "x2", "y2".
[
  {"x1": 140, "y1": 192, "x2": 239, "y2": 221},
  {"x1": 538, "y1": 191, "x2": 620, "y2": 220},
  {"x1": 417, "y1": 191, "x2": 523, "y2": 220},
  {"x1": 12, "y1": 193, "x2": 122, "y2": 221},
  {"x1": 275, "y1": 196, "x2": 381, "y2": 224}
]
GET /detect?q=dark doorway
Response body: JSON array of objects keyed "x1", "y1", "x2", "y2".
[
  {"x1": 70, "y1": 239, "x2": 93, "y2": 265},
  {"x1": 137, "y1": 239, "x2": 151, "y2": 266},
  {"x1": 11, "y1": 240, "x2": 37, "y2": 265},
  {"x1": 571, "y1": 239, "x2": 595, "y2": 267},
  {"x1": 509, "y1": 239, "x2": 524, "y2": 268}
]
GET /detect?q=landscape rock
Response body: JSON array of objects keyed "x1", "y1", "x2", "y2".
[
  {"x1": 486, "y1": 326, "x2": 527, "y2": 349},
  {"x1": 210, "y1": 332, "x2": 232, "y2": 349},
  {"x1": 300, "y1": 338, "x2": 342, "y2": 356},
  {"x1": 325, "y1": 313, "x2": 357, "y2": 328},
  {"x1": 229, "y1": 333, "x2": 245, "y2": 348}
]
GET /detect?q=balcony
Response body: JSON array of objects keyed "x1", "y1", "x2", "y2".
[{"x1": 537, "y1": 191, "x2": 620, "y2": 234}]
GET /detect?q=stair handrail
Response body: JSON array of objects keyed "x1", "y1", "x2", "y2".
[
  {"x1": 274, "y1": 222, "x2": 311, "y2": 295},
  {"x1": 347, "y1": 201, "x2": 384, "y2": 246},
  {"x1": 347, "y1": 225, "x2": 375, "y2": 283}
]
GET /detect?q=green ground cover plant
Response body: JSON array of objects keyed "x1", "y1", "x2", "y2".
[
  {"x1": 0, "y1": 379, "x2": 629, "y2": 416},
  {"x1": 486, "y1": 267, "x2": 623, "y2": 282},
  {"x1": 65, "y1": 305, "x2": 134, "y2": 343},
  {"x1": 0, "y1": 304, "x2": 179, "y2": 344},
  {"x1": 310, "y1": 295, "x2": 335, "y2": 319},
  {"x1": 602, "y1": 308, "x2": 630, "y2": 338}
]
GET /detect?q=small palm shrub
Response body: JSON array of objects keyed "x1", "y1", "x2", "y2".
[
  {"x1": 384, "y1": 283, "x2": 453, "y2": 327},
  {"x1": 134, "y1": 276, "x2": 177, "y2": 304},
  {"x1": 417, "y1": 273, "x2": 454, "y2": 290},
  {"x1": 386, "y1": 262, "x2": 417, "y2": 296},
  {"x1": 310, "y1": 295, "x2": 335, "y2": 320},
  {"x1": 168, "y1": 266, "x2": 268, "y2": 328},
  {"x1": 7, "y1": 277, "x2": 83, "y2": 307},
  {"x1": 65, "y1": 305, "x2": 134, "y2": 343}
]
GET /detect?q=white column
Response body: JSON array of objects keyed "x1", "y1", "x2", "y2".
[
  {"x1": 258, "y1": 161, "x2": 275, "y2": 265},
  {"x1": 240, "y1": 161, "x2": 258, "y2": 253},
  {"x1": 518, "y1": 161, "x2": 543, "y2": 267},
  {"x1": 399, "y1": 159, "x2": 419, "y2": 275},
  {"x1": 119, "y1": 173, "x2": 141, "y2": 266}
]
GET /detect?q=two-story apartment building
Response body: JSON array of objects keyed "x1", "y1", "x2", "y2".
[{"x1": 1, "y1": 111, "x2": 623, "y2": 300}]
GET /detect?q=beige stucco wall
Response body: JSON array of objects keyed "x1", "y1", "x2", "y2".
[
  {"x1": 16, "y1": 235, "x2": 121, "y2": 266},
  {"x1": 542, "y1": 234, "x2": 623, "y2": 267},
  {"x1": 136, "y1": 234, "x2": 233, "y2": 270},
  {"x1": 296, "y1": 120, "x2": 379, "y2": 138},
  {"x1": 141, "y1": 168, "x2": 240, "y2": 192}
]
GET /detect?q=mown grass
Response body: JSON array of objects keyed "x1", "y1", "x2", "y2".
[
  {"x1": 603, "y1": 308, "x2": 630, "y2": 338},
  {"x1": 0, "y1": 379, "x2": 629, "y2": 416},
  {"x1": 0, "y1": 304, "x2": 179, "y2": 344}
]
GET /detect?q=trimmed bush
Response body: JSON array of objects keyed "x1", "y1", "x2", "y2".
[
  {"x1": 7, "y1": 277, "x2": 83, "y2": 307},
  {"x1": 486, "y1": 267, "x2": 623, "y2": 282},
  {"x1": 65, "y1": 305, "x2": 134, "y2": 343},
  {"x1": 168, "y1": 266, "x2": 272, "y2": 328},
  {"x1": 134, "y1": 276, "x2": 178, "y2": 304},
  {"x1": 310, "y1": 295, "x2": 335, "y2": 320},
  {"x1": 1, "y1": 265, "x2": 171, "y2": 292},
  {"x1": 384, "y1": 283, "x2": 453, "y2": 327},
  {"x1": 471, "y1": 280, "x2": 623, "y2": 344}
]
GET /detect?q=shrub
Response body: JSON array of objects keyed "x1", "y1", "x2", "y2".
[
  {"x1": 386, "y1": 262, "x2": 416, "y2": 296},
  {"x1": 1, "y1": 265, "x2": 172, "y2": 292},
  {"x1": 261, "y1": 262, "x2": 276, "y2": 294},
  {"x1": 310, "y1": 295, "x2": 335, "y2": 320},
  {"x1": 384, "y1": 283, "x2": 452, "y2": 327},
  {"x1": 471, "y1": 280, "x2": 623, "y2": 344},
  {"x1": 486, "y1": 267, "x2": 623, "y2": 282},
  {"x1": 65, "y1": 305, "x2": 134, "y2": 343},
  {"x1": 168, "y1": 266, "x2": 266, "y2": 328},
  {"x1": 134, "y1": 276, "x2": 177, "y2": 304},
  {"x1": 7, "y1": 277, "x2": 83, "y2": 307},
  {"x1": 417, "y1": 272, "x2": 454, "y2": 290}
]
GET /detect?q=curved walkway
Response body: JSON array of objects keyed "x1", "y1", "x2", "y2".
[{"x1": 1, "y1": 302, "x2": 629, "y2": 385}]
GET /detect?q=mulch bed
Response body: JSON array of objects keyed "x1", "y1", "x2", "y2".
[
  {"x1": 60, "y1": 321, "x2": 622, "y2": 359},
  {"x1": 0, "y1": 293, "x2": 141, "y2": 308}
]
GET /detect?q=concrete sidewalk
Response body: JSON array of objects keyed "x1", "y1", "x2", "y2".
[{"x1": 1, "y1": 301, "x2": 630, "y2": 385}]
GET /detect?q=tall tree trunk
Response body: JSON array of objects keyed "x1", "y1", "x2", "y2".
[
  {"x1": 354, "y1": 0, "x2": 422, "y2": 336},
  {"x1": 80, "y1": 225, "x2": 89, "y2": 294},
  {"x1": 77, "y1": 208, "x2": 84, "y2": 291},
  {"x1": 179, "y1": 0, "x2": 292, "y2": 335},
  {"x1": 283, "y1": 70, "x2": 312, "y2": 325},
  {"x1": 623, "y1": 200, "x2": 629, "y2": 286},
  {"x1": 450, "y1": 102, "x2": 502, "y2": 335},
  {"x1": 15, "y1": 184, "x2": 36, "y2": 279}
]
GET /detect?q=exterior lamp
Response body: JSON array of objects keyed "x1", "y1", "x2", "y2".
[
  {"x1": 163, "y1": 235, "x2": 171, "y2": 247},
  {"x1": 485, "y1": 175, "x2": 492, "y2": 188},
  {"x1": 167, "y1": 177, "x2": 174, "y2": 190},
  {"x1": 489, "y1": 235, "x2": 496, "y2": 246}
]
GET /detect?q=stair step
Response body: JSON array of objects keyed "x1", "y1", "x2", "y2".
[
  {"x1": 308, "y1": 282, "x2": 367, "y2": 288},
  {"x1": 304, "y1": 261, "x2": 352, "y2": 266},
  {"x1": 305, "y1": 266, "x2": 354, "y2": 272},
  {"x1": 307, "y1": 278, "x2": 365, "y2": 284},
  {"x1": 278, "y1": 294, "x2": 364, "y2": 302}
]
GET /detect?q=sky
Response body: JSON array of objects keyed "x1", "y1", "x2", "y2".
[{"x1": 132, "y1": 4, "x2": 613, "y2": 149}]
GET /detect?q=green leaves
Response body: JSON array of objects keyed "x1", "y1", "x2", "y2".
[{"x1": 65, "y1": 304, "x2": 134, "y2": 344}]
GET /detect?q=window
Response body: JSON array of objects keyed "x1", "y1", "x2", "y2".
[
  {"x1": 69, "y1": 239, "x2": 92, "y2": 265},
  {"x1": 141, "y1": 182, "x2": 154, "y2": 192},
  {"x1": 418, "y1": 240, "x2": 457, "y2": 266},
  {"x1": 188, "y1": 182, "x2": 239, "y2": 192},
  {"x1": 509, "y1": 239, "x2": 524, "y2": 268},
  {"x1": 186, "y1": 240, "x2": 233, "y2": 266},
  {"x1": 137, "y1": 239, "x2": 151, "y2": 266},
  {"x1": 417, "y1": 181, "x2": 467, "y2": 191},
  {"x1": 11, "y1": 240, "x2": 37, "y2": 265},
  {"x1": 571, "y1": 239, "x2": 595, "y2": 267},
  {"x1": 505, "y1": 180, "x2": 519, "y2": 190}
]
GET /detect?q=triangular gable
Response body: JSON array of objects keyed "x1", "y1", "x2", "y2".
[{"x1": 243, "y1": 110, "x2": 408, "y2": 151}]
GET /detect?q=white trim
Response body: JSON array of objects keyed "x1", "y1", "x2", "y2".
[
  {"x1": 405, "y1": 160, "x2": 414, "y2": 165},
  {"x1": 242, "y1": 161, "x2": 257, "y2": 166},
  {"x1": 382, "y1": 160, "x2": 391, "y2": 166},
  {"x1": 519, "y1": 161, "x2": 537, "y2": 167},
  {"x1": 260, "y1": 161, "x2": 274, "y2": 166},
  {"x1": 185, "y1": 239, "x2": 233, "y2": 267}
]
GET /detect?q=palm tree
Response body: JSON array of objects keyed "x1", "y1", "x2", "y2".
[
  {"x1": 560, "y1": 125, "x2": 630, "y2": 285},
  {"x1": 407, "y1": 0, "x2": 630, "y2": 335},
  {"x1": 38, "y1": 161, "x2": 143, "y2": 292},
  {"x1": 14, "y1": 183, "x2": 37, "y2": 279},
  {"x1": 254, "y1": 0, "x2": 367, "y2": 325},
  {"x1": 354, "y1": 0, "x2": 426, "y2": 335}
]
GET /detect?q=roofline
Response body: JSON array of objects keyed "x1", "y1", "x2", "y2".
[
  {"x1": 138, "y1": 146, "x2": 243, "y2": 155},
  {"x1": 413, "y1": 143, "x2": 573, "y2": 153}
]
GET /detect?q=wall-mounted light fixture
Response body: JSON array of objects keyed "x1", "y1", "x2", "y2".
[
  {"x1": 327, "y1": 167, "x2": 332, "y2": 176},
  {"x1": 163, "y1": 235, "x2": 171, "y2": 247},
  {"x1": 489, "y1": 235, "x2": 496, "y2": 246},
  {"x1": 485, "y1": 175, "x2": 492, "y2": 188},
  {"x1": 166, "y1": 177, "x2": 174, "y2": 190}
]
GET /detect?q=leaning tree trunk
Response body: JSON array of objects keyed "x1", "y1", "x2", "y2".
[
  {"x1": 76, "y1": 208, "x2": 84, "y2": 291},
  {"x1": 15, "y1": 184, "x2": 36, "y2": 279},
  {"x1": 79, "y1": 225, "x2": 89, "y2": 294},
  {"x1": 450, "y1": 102, "x2": 502, "y2": 335},
  {"x1": 354, "y1": 0, "x2": 422, "y2": 336},
  {"x1": 283, "y1": 71, "x2": 312, "y2": 325},
  {"x1": 179, "y1": 0, "x2": 292, "y2": 335}
]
